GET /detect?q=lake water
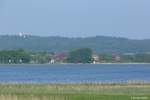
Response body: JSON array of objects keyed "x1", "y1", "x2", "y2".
[{"x1": 0, "y1": 64, "x2": 150, "y2": 84}]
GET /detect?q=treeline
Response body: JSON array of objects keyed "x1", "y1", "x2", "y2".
[
  {"x1": 121, "y1": 53, "x2": 150, "y2": 63},
  {"x1": 1, "y1": 35, "x2": 150, "y2": 53},
  {"x1": 95, "y1": 53, "x2": 150, "y2": 63},
  {"x1": 0, "y1": 49, "x2": 30, "y2": 64},
  {"x1": 67, "y1": 48, "x2": 93, "y2": 63},
  {"x1": 0, "y1": 49, "x2": 150, "y2": 64}
]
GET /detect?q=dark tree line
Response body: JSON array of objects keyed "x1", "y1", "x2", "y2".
[
  {"x1": 0, "y1": 48, "x2": 150, "y2": 64},
  {"x1": 67, "y1": 48, "x2": 93, "y2": 63},
  {"x1": 0, "y1": 49, "x2": 30, "y2": 64},
  {"x1": 1, "y1": 35, "x2": 150, "y2": 53}
]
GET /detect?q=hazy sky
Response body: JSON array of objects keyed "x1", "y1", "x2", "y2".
[{"x1": 0, "y1": 0, "x2": 150, "y2": 39}]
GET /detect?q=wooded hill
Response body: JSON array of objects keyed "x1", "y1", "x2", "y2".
[{"x1": 0, "y1": 35, "x2": 150, "y2": 53}]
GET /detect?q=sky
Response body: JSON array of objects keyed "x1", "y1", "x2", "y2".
[{"x1": 0, "y1": 0, "x2": 150, "y2": 39}]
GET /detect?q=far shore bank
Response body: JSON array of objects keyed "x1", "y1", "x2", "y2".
[{"x1": 0, "y1": 62, "x2": 150, "y2": 65}]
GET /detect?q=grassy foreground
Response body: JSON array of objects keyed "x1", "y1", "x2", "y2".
[{"x1": 0, "y1": 84, "x2": 150, "y2": 100}]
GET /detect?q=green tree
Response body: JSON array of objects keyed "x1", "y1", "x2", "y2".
[
  {"x1": 0, "y1": 49, "x2": 30, "y2": 64},
  {"x1": 67, "y1": 48, "x2": 92, "y2": 63}
]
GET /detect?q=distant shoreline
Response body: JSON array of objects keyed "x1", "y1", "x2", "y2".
[{"x1": 0, "y1": 63, "x2": 149, "y2": 66}]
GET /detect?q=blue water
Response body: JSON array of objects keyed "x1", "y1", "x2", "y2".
[{"x1": 0, "y1": 64, "x2": 150, "y2": 83}]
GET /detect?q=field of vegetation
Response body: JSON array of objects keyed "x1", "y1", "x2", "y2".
[{"x1": 0, "y1": 84, "x2": 150, "y2": 100}]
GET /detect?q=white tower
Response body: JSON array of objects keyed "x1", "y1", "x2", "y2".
[{"x1": 19, "y1": 32, "x2": 23, "y2": 37}]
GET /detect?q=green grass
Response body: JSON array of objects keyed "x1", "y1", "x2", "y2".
[
  {"x1": 0, "y1": 84, "x2": 150, "y2": 100},
  {"x1": 0, "y1": 94, "x2": 149, "y2": 100}
]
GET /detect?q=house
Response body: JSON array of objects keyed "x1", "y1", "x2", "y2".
[
  {"x1": 54, "y1": 53, "x2": 67, "y2": 63},
  {"x1": 112, "y1": 53, "x2": 121, "y2": 61},
  {"x1": 92, "y1": 54, "x2": 99, "y2": 64},
  {"x1": 50, "y1": 59, "x2": 55, "y2": 64}
]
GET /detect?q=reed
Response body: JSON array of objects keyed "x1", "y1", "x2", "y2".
[{"x1": 0, "y1": 84, "x2": 149, "y2": 100}]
